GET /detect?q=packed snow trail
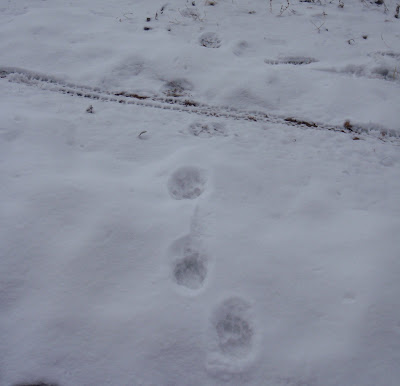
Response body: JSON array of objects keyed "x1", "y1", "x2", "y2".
[{"x1": 1, "y1": 66, "x2": 398, "y2": 142}]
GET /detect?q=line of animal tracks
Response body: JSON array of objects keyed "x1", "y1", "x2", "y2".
[{"x1": 1, "y1": 66, "x2": 398, "y2": 142}]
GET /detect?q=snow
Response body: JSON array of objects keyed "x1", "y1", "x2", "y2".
[{"x1": 1, "y1": 1, "x2": 400, "y2": 385}]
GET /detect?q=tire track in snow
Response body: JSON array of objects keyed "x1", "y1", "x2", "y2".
[{"x1": 1, "y1": 66, "x2": 398, "y2": 142}]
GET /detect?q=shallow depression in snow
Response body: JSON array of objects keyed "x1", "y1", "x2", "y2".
[
  {"x1": 1, "y1": 0, "x2": 400, "y2": 384},
  {"x1": 188, "y1": 121, "x2": 227, "y2": 137},
  {"x1": 173, "y1": 250, "x2": 207, "y2": 290},
  {"x1": 167, "y1": 166, "x2": 207, "y2": 200},
  {"x1": 212, "y1": 297, "x2": 254, "y2": 358},
  {"x1": 169, "y1": 234, "x2": 209, "y2": 291},
  {"x1": 199, "y1": 32, "x2": 221, "y2": 48}
]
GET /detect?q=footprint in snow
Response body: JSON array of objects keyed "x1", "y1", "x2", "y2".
[
  {"x1": 199, "y1": 32, "x2": 221, "y2": 48},
  {"x1": 370, "y1": 51, "x2": 400, "y2": 60},
  {"x1": 212, "y1": 297, "x2": 254, "y2": 357},
  {"x1": 169, "y1": 235, "x2": 208, "y2": 291},
  {"x1": 161, "y1": 78, "x2": 194, "y2": 97},
  {"x1": 168, "y1": 166, "x2": 207, "y2": 200},
  {"x1": 206, "y1": 297, "x2": 256, "y2": 379},
  {"x1": 233, "y1": 40, "x2": 250, "y2": 57},
  {"x1": 188, "y1": 121, "x2": 227, "y2": 138}
]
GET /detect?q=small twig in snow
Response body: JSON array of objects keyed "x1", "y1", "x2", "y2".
[
  {"x1": 311, "y1": 20, "x2": 325, "y2": 33},
  {"x1": 395, "y1": 4, "x2": 400, "y2": 18},
  {"x1": 381, "y1": 33, "x2": 392, "y2": 48},
  {"x1": 279, "y1": 0, "x2": 290, "y2": 16},
  {"x1": 360, "y1": 0, "x2": 371, "y2": 8}
]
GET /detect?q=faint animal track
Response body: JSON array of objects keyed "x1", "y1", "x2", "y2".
[
  {"x1": 370, "y1": 51, "x2": 400, "y2": 81},
  {"x1": 100, "y1": 55, "x2": 146, "y2": 89},
  {"x1": 112, "y1": 56, "x2": 145, "y2": 77},
  {"x1": 180, "y1": 7, "x2": 203, "y2": 20},
  {"x1": 169, "y1": 235, "x2": 208, "y2": 290},
  {"x1": 161, "y1": 78, "x2": 193, "y2": 97},
  {"x1": 199, "y1": 32, "x2": 221, "y2": 48},
  {"x1": 370, "y1": 51, "x2": 400, "y2": 60},
  {"x1": 233, "y1": 40, "x2": 250, "y2": 57},
  {"x1": 380, "y1": 156, "x2": 395, "y2": 167},
  {"x1": 168, "y1": 166, "x2": 207, "y2": 200},
  {"x1": 264, "y1": 56, "x2": 318, "y2": 65},
  {"x1": 318, "y1": 55, "x2": 399, "y2": 82},
  {"x1": 212, "y1": 297, "x2": 253, "y2": 358},
  {"x1": 188, "y1": 121, "x2": 226, "y2": 137},
  {"x1": 371, "y1": 65, "x2": 398, "y2": 80}
]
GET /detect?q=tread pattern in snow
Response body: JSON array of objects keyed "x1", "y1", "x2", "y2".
[{"x1": 1, "y1": 66, "x2": 398, "y2": 142}]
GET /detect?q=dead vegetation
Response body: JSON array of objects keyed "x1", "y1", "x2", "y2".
[
  {"x1": 285, "y1": 117, "x2": 317, "y2": 127},
  {"x1": 114, "y1": 91, "x2": 149, "y2": 100}
]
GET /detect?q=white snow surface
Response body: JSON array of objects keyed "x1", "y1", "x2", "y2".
[{"x1": 1, "y1": 1, "x2": 400, "y2": 385}]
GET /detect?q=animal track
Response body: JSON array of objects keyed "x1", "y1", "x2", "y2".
[
  {"x1": 264, "y1": 56, "x2": 317, "y2": 65},
  {"x1": 161, "y1": 78, "x2": 194, "y2": 97},
  {"x1": 174, "y1": 250, "x2": 207, "y2": 289},
  {"x1": 168, "y1": 166, "x2": 207, "y2": 200},
  {"x1": 320, "y1": 63, "x2": 400, "y2": 82},
  {"x1": 211, "y1": 297, "x2": 254, "y2": 358},
  {"x1": 180, "y1": 7, "x2": 202, "y2": 20},
  {"x1": 371, "y1": 65, "x2": 398, "y2": 80},
  {"x1": 206, "y1": 297, "x2": 256, "y2": 379},
  {"x1": 199, "y1": 32, "x2": 221, "y2": 48},
  {"x1": 169, "y1": 235, "x2": 208, "y2": 290},
  {"x1": 370, "y1": 51, "x2": 400, "y2": 60},
  {"x1": 188, "y1": 121, "x2": 226, "y2": 137},
  {"x1": 233, "y1": 40, "x2": 250, "y2": 57},
  {"x1": 320, "y1": 49, "x2": 400, "y2": 83}
]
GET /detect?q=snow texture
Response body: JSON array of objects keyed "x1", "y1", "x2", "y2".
[{"x1": 1, "y1": 0, "x2": 400, "y2": 385}]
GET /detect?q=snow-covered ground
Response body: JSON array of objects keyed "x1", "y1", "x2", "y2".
[{"x1": 1, "y1": 1, "x2": 400, "y2": 385}]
